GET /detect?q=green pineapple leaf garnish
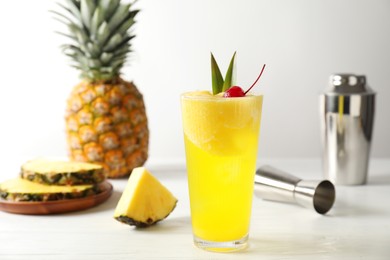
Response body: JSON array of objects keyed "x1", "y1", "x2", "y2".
[
  {"x1": 222, "y1": 52, "x2": 236, "y2": 92},
  {"x1": 210, "y1": 52, "x2": 236, "y2": 95},
  {"x1": 211, "y1": 53, "x2": 224, "y2": 95}
]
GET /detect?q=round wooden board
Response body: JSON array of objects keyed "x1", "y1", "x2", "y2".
[{"x1": 0, "y1": 181, "x2": 113, "y2": 215}]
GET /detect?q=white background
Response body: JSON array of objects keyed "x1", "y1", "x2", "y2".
[{"x1": 0, "y1": 0, "x2": 389, "y2": 169}]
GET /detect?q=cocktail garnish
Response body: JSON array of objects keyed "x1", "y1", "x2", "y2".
[
  {"x1": 211, "y1": 52, "x2": 236, "y2": 95},
  {"x1": 223, "y1": 64, "x2": 266, "y2": 97},
  {"x1": 211, "y1": 52, "x2": 266, "y2": 97}
]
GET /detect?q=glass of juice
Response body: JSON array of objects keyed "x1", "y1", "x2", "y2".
[{"x1": 181, "y1": 91, "x2": 263, "y2": 252}]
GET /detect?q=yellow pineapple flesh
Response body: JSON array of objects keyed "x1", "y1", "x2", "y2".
[{"x1": 114, "y1": 167, "x2": 178, "y2": 227}]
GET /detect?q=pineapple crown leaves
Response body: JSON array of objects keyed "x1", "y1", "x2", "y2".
[
  {"x1": 211, "y1": 52, "x2": 236, "y2": 95},
  {"x1": 53, "y1": 0, "x2": 139, "y2": 82}
]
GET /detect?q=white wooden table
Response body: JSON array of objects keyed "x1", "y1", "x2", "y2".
[{"x1": 1, "y1": 158, "x2": 389, "y2": 259}]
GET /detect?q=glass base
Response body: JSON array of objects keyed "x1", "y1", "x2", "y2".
[{"x1": 193, "y1": 235, "x2": 248, "y2": 253}]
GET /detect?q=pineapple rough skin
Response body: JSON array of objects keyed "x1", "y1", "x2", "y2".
[
  {"x1": 65, "y1": 79, "x2": 149, "y2": 178},
  {"x1": 20, "y1": 159, "x2": 106, "y2": 185},
  {"x1": 0, "y1": 185, "x2": 102, "y2": 202},
  {"x1": 114, "y1": 201, "x2": 177, "y2": 228},
  {"x1": 21, "y1": 169, "x2": 105, "y2": 186}
]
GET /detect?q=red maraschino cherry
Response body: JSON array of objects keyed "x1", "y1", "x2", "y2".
[
  {"x1": 223, "y1": 64, "x2": 266, "y2": 98},
  {"x1": 223, "y1": 86, "x2": 245, "y2": 97}
]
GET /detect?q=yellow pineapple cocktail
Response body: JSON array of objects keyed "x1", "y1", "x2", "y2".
[{"x1": 181, "y1": 91, "x2": 263, "y2": 252}]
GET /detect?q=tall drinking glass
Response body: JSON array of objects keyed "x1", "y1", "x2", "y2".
[{"x1": 181, "y1": 91, "x2": 263, "y2": 252}]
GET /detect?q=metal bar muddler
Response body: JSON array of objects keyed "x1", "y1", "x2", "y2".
[{"x1": 254, "y1": 165, "x2": 336, "y2": 214}]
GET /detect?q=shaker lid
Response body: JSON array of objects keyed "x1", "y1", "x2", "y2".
[{"x1": 326, "y1": 74, "x2": 374, "y2": 95}]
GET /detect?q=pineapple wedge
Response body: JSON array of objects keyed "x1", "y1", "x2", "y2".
[
  {"x1": 21, "y1": 159, "x2": 105, "y2": 186},
  {"x1": 114, "y1": 167, "x2": 178, "y2": 228},
  {"x1": 0, "y1": 178, "x2": 100, "y2": 202}
]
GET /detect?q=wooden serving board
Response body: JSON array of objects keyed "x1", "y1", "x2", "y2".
[{"x1": 0, "y1": 181, "x2": 113, "y2": 215}]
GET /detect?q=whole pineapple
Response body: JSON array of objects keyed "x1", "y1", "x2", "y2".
[{"x1": 56, "y1": 0, "x2": 148, "y2": 178}]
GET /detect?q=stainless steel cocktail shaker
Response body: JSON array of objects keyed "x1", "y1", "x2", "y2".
[{"x1": 320, "y1": 74, "x2": 375, "y2": 185}]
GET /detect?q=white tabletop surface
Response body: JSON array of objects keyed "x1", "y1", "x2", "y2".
[{"x1": 1, "y1": 158, "x2": 389, "y2": 260}]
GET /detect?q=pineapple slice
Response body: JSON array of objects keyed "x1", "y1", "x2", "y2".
[
  {"x1": 114, "y1": 167, "x2": 178, "y2": 228},
  {"x1": 21, "y1": 159, "x2": 105, "y2": 186},
  {"x1": 0, "y1": 178, "x2": 101, "y2": 202}
]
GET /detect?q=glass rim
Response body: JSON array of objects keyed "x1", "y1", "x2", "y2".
[{"x1": 181, "y1": 91, "x2": 263, "y2": 101}]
